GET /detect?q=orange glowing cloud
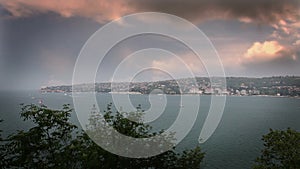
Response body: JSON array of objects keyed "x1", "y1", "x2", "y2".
[
  {"x1": 243, "y1": 41, "x2": 285, "y2": 62},
  {"x1": 0, "y1": 0, "x2": 132, "y2": 23}
]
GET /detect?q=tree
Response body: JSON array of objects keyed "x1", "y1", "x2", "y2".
[
  {"x1": 2, "y1": 103, "x2": 205, "y2": 169},
  {"x1": 3, "y1": 104, "x2": 77, "y2": 168},
  {"x1": 253, "y1": 128, "x2": 300, "y2": 169},
  {"x1": 71, "y1": 103, "x2": 205, "y2": 169},
  {"x1": 0, "y1": 119, "x2": 6, "y2": 169}
]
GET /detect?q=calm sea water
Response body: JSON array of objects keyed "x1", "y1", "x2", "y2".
[{"x1": 0, "y1": 91, "x2": 299, "y2": 169}]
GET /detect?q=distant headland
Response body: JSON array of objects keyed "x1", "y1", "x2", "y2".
[{"x1": 41, "y1": 76, "x2": 300, "y2": 97}]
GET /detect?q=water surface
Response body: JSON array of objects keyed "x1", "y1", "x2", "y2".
[{"x1": 0, "y1": 91, "x2": 299, "y2": 169}]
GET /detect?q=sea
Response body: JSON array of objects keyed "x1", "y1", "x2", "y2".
[{"x1": 0, "y1": 90, "x2": 299, "y2": 169}]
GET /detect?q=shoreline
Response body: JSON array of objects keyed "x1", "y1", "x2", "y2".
[{"x1": 40, "y1": 91, "x2": 299, "y2": 98}]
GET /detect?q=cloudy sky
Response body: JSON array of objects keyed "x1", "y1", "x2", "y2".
[{"x1": 0, "y1": 0, "x2": 299, "y2": 90}]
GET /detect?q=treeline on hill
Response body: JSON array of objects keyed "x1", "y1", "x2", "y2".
[
  {"x1": 225, "y1": 76, "x2": 300, "y2": 88},
  {"x1": 0, "y1": 104, "x2": 299, "y2": 169}
]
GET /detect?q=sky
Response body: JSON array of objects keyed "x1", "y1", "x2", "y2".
[{"x1": 0, "y1": 0, "x2": 299, "y2": 90}]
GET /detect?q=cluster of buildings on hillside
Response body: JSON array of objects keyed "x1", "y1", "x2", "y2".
[{"x1": 41, "y1": 77, "x2": 300, "y2": 97}]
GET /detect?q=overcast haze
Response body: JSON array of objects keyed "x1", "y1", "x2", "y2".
[{"x1": 0, "y1": 0, "x2": 299, "y2": 90}]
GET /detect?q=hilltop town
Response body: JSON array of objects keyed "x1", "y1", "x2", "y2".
[{"x1": 41, "y1": 76, "x2": 300, "y2": 97}]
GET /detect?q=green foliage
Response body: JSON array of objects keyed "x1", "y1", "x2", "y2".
[
  {"x1": 0, "y1": 119, "x2": 5, "y2": 169},
  {"x1": 253, "y1": 128, "x2": 300, "y2": 169},
  {"x1": 177, "y1": 146, "x2": 205, "y2": 169},
  {"x1": 2, "y1": 104, "x2": 205, "y2": 169},
  {"x1": 3, "y1": 104, "x2": 77, "y2": 168},
  {"x1": 70, "y1": 103, "x2": 204, "y2": 169}
]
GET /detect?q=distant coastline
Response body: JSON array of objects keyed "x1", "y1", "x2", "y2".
[{"x1": 41, "y1": 76, "x2": 300, "y2": 97}]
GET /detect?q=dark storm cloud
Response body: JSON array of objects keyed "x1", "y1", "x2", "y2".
[
  {"x1": 0, "y1": 0, "x2": 299, "y2": 24},
  {"x1": 130, "y1": 0, "x2": 300, "y2": 24}
]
